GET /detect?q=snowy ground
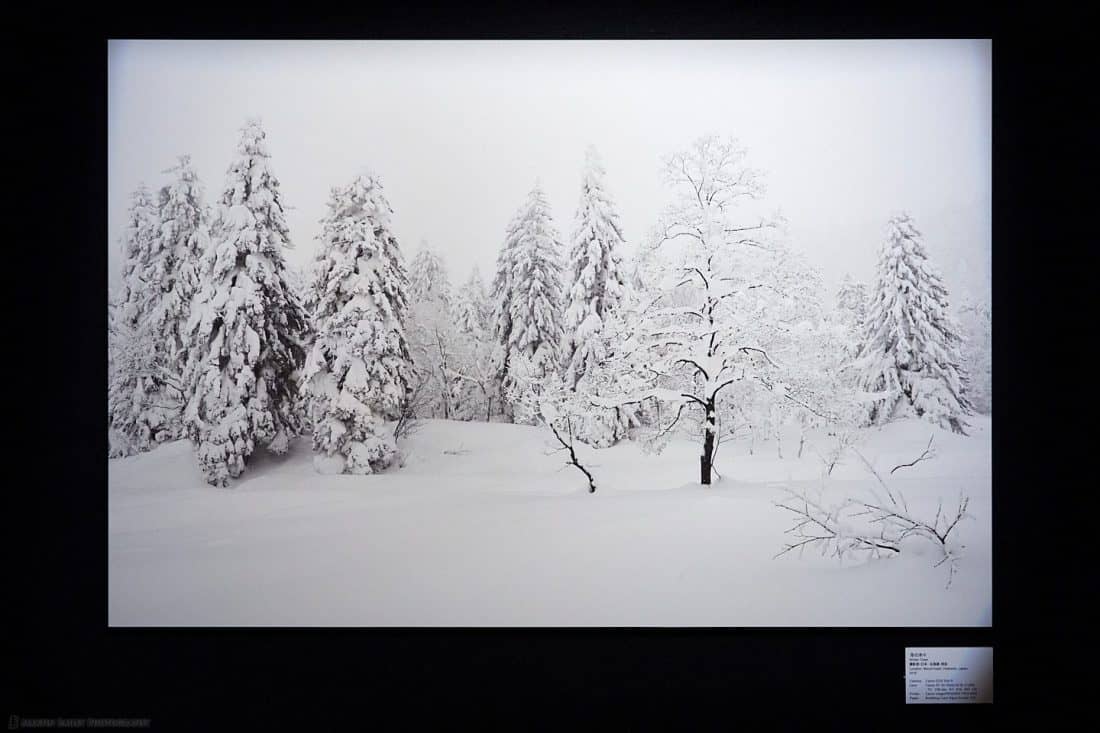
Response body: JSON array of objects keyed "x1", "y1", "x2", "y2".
[{"x1": 108, "y1": 416, "x2": 991, "y2": 626}]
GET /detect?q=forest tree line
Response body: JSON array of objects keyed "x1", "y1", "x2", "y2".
[{"x1": 108, "y1": 120, "x2": 991, "y2": 486}]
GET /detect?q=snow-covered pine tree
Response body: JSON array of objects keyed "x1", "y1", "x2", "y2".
[
  {"x1": 156, "y1": 155, "x2": 211, "y2": 364},
  {"x1": 454, "y1": 266, "x2": 490, "y2": 336},
  {"x1": 835, "y1": 274, "x2": 868, "y2": 336},
  {"x1": 856, "y1": 212, "x2": 972, "y2": 434},
  {"x1": 957, "y1": 295, "x2": 992, "y2": 415},
  {"x1": 115, "y1": 184, "x2": 158, "y2": 327},
  {"x1": 562, "y1": 146, "x2": 628, "y2": 389},
  {"x1": 302, "y1": 173, "x2": 413, "y2": 474},
  {"x1": 408, "y1": 243, "x2": 451, "y2": 305},
  {"x1": 832, "y1": 273, "x2": 870, "y2": 381},
  {"x1": 406, "y1": 243, "x2": 463, "y2": 419},
  {"x1": 449, "y1": 266, "x2": 497, "y2": 421},
  {"x1": 182, "y1": 119, "x2": 310, "y2": 486},
  {"x1": 489, "y1": 209, "x2": 524, "y2": 420},
  {"x1": 108, "y1": 183, "x2": 181, "y2": 454},
  {"x1": 491, "y1": 183, "x2": 565, "y2": 422},
  {"x1": 108, "y1": 292, "x2": 135, "y2": 458},
  {"x1": 284, "y1": 263, "x2": 310, "y2": 317}
]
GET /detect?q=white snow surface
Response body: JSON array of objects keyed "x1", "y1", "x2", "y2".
[{"x1": 109, "y1": 416, "x2": 991, "y2": 626}]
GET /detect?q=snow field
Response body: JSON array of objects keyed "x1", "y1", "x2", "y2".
[{"x1": 109, "y1": 415, "x2": 991, "y2": 626}]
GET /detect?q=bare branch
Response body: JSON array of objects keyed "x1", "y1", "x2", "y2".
[
  {"x1": 890, "y1": 435, "x2": 936, "y2": 474},
  {"x1": 549, "y1": 419, "x2": 597, "y2": 494}
]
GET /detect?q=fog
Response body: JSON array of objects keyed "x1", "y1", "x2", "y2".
[{"x1": 108, "y1": 39, "x2": 990, "y2": 302}]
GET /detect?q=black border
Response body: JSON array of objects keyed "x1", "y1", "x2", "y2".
[{"x1": 10, "y1": 3, "x2": 1082, "y2": 726}]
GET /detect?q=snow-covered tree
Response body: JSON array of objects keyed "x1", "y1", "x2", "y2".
[
  {"x1": 108, "y1": 297, "x2": 122, "y2": 456},
  {"x1": 489, "y1": 209, "x2": 523, "y2": 420},
  {"x1": 451, "y1": 335, "x2": 500, "y2": 422},
  {"x1": 821, "y1": 273, "x2": 870, "y2": 396},
  {"x1": 302, "y1": 173, "x2": 413, "y2": 474},
  {"x1": 454, "y1": 266, "x2": 491, "y2": 336},
  {"x1": 406, "y1": 244, "x2": 463, "y2": 419},
  {"x1": 108, "y1": 183, "x2": 182, "y2": 453},
  {"x1": 856, "y1": 213, "x2": 971, "y2": 434},
  {"x1": 835, "y1": 275, "x2": 868, "y2": 341},
  {"x1": 408, "y1": 243, "x2": 451, "y2": 305},
  {"x1": 109, "y1": 157, "x2": 210, "y2": 455},
  {"x1": 450, "y1": 266, "x2": 498, "y2": 421},
  {"x1": 284, "y1": 262, "x2": 310, "y2": 317},
  {"x1": 490, "y1": 183, "x2": 565, "y2": 422},
  {"x1": 768, "y1": 288, "x2": 866, "y2": 462},
  {"x1": 182, "y1": 119, "x2": 310, "y2": 486},
  {"x1": 108, "y1": 293, "x2": 136, "y2": 457},
  {"x1": 589, "y1": 135, "x2": 825, "y2": 484},
  {"x1": 551, "y1": 288, "x2": 649, "y2": 448},
  {"x1": 115, "y1": 184, "x2": 158, "y2": 328},
  {"x1": 957, "y1": 296, "x2": 991, "y2": 415},
  {"x1": 562, "y1": 146, "x2": 628, "y2": 389},
  {"x1": 155, "y1": 155, "x2": 211, "y2": 363}
]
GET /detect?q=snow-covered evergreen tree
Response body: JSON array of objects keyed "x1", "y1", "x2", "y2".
[
  {"x1": 490, "y1": 183, "x2": 565, "y2": 422},
  {"x1": 832, "y1": 273, "x2": 870, "y2": 381},
  {"x1": 835, "y1": 274, "x2": 868, "y2": 336},
  {"x1": 302, "y1": 173, "x2": 413, "y2": 474},
  {"x1": 449, "y1": 266, "x2": 497, "y2": 421},
  {"x1": 108, "y1": 297, "x2": 120, "y2": 456},
  {"x1": 957, "y1": 296, "x2": 992, "y2": 415},
  {"x1": 856, "y1": 213, "x2": 971, "y2": 434},
  {"x1": 284, "y1": 263, "x2": 310, "y2": 317},
  {"x1": 562, "y1": 146, "x2": 628, "y2": 389},
  {"x1": 182, "y1": 119, "x2": 310, "y2": 486},
  {"x1": 454, "y1": 266, "x2": 490, "y2": 336},
  {"x1": 408, "y1": 244, "x2": 451, "y2": 305},
  {"x1": 108, "y1": 183, "x2": 181, "y2": 453},
  {"x1": 489, "y1": 209, "x2": 524, "y2": 420},
  {"x1": 115, "y1": 184, "x2": 158, "y2": 328},
  {"x1": 108, "y1": 293, "x2": 137, "y2": 458},
  {"x1": 155, "y1": 155, "x2": 211, "y2": 361},
  {"x1": 406, "y1": 243, "x2": 464, "y2": 419}
]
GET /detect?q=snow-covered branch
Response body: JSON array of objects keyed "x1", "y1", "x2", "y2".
[{"x1": 774, "y1": 441, "x2": 973, "y2": 588}]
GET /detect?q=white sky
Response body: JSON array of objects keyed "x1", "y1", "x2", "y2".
[{"x1": 108, "y1": 39, "x2": 991, "y2": 302}]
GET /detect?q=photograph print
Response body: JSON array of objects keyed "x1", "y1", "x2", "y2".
[{"x1": 107, "y1": 39, "x2": 992, "y2": 627}]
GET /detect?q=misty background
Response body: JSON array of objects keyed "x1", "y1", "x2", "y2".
[{"x1": 108, "y1": 39, "x2": 991, "y2": 304}]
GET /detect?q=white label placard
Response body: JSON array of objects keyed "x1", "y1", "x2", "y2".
[{"x1": 905, "y1": 647, "x2": 993, "y2": 704}]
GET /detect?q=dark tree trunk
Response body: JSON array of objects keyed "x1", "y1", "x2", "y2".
[{"x1": 700, "y1": 396, "x2": 716, "y2": 485}]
